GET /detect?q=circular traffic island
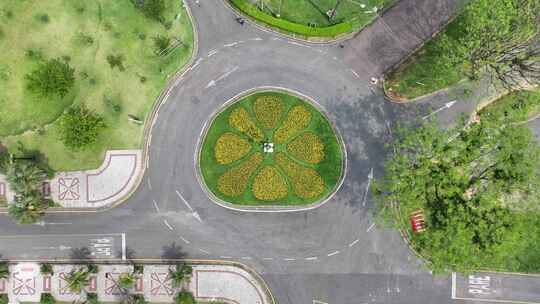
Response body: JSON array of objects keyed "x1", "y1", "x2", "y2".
[{"x1": 199, "y1": 90, "x2": 344, "y2": 208}]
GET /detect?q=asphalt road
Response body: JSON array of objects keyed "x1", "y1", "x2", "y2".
[{"x1": 2, "y1": 0, "x2": 532, "y2": 303}]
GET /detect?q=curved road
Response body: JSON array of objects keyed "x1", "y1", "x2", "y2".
[{"x1": 0, "y1": 1, "x2": 466, "y2": 303}]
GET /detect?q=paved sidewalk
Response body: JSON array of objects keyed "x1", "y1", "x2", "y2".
[
  {"x1": 342, "y1": 0, "x2": 459, "y2": 77},
  {"x1": 0, "y1": 150, "x2": 142, "y2": 209},
  {"x1": 0, "y1": 262, "x2": 272, "y2": 304}
]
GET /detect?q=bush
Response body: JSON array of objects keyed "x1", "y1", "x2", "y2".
[
  {"x1": 175, "y1": 291, "x2": 195, "y2": 304},
  {"x1": 274, "y1": 105, "x2": 311, "y2": 143},
  {"x1": 252, "y1": 166, "x2": 288, "y2": 201},
  {"x1": 229, "y1": 0, "x2": 352, "y2": 37},
  {"x1": 275, "y1": 152, "x2": 324, "y2": 199},
  {"x1": 153, "y1": 35, "x2": 170, "y2": 54},
  {"x1": 86, "y1": 293, "x2": 99, "y2": 304},
  {"x1": 40, "y1": 294, "x2": 55, "y2": 304},
  {"x1": 59, "y1": 105, "x2": 106, "y2": 150},
  {"x1": 0, "y1": 294, "x2": 8, "y2": 304},
  {"x1": 25, "y1": 58, "x2": 75, "y2": 98},
  {"x1": 106, "y1": 54, "x2": 125, "y2": 71},
  {"x1": 253, "y1": 96, "x2": 283, "y2": 129},
  {"x1": 229, "y1": 107, "x2": 264, "y2": 141},
  {"x1": 218, "y1": 152, "x2": 263, "y2": 197},
  {"x1": 86, "y1": 264, "x2": 98, "y2": 273},
  {"x1": 133, "y1": 0, "x2": 166, "y2": 22},
  {"x1": 0, "y1": 262, "x2": 9, "y2": 279},
  {"x1": 214, "y1": 132, "x2": 251, "y2": 165},
  {"x1": 40, "y1": 263, "x2": 53, "y2": 275},
  {"x1": 287, "y1": 132, "x2": 324, "y2": 164}
]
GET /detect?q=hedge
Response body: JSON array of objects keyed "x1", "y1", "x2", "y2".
[{"x1": 229, "y1": 0, "x2": 353, "y2": 37}]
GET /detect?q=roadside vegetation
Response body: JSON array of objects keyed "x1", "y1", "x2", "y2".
[
  {"x1": 479, "y1": 89, "x2": 540, "y2": 123},
  {"x1": 200, "y1": 91, "x2": 343, "y2": 206},
  {"x1": 385, "y1": 0, "x2": 539, "y2": 100},
  {"x1": 229, "y1": 0, "x2": 394, "y2": 37},
  {"x1": 0, "y1": 0, "x2": 193, "y2": 171},
  {"x1": 375, "y1": 112, "x2": 540, "y2": 273}
]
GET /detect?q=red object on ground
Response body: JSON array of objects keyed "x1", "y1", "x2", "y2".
[{"x1": 410, "y1": 210, "x2": 426, "y2": 233}]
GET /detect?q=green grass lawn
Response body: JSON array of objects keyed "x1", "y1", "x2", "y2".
[
  {"x1": 384, "y1": 17, "x2": 468, "y2": 100},
  {"x1": 0, "y1": 0, "x2": 193, "y2": 171},
  {"x1": 200, "y1": 91, "x2": 343, "y2": 206},
  {"x1": 479, "y1": 89, "x2": 540, "y2": 123},
  {"x1": 229, "y1": 0, "x2": 394, "y2": 37}
]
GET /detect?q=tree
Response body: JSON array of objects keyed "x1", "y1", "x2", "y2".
[
  {"x1": 118, "y1": 272, "x2": 136, "y2": 290},
  {"x1": 59, "y1": 105, "x2": 105, "y2": 150},
  {"x1": 175, "y1": 291, "x2": 195, "y2": 304},
  {"x1": 374, "y1": 117, "x2": 540, "y2": 272},
  {"x1": 169, "y1": 264, "x2": 192, "y2": 289},
  {"x1": 64, "y1": 267, "x2": 91, "y2": 293},
  {"x1": 40, "y1": 263, "x2": 53, "y2": 275},
  {"x1": 435, "y1": 0, "x2": 540, "y2": 90},
  {"x1": 133, "y1": 0, "x2": 166, "y2": 22},
  {"x1": 40, "y1": 294, "x2": 55, "y2": 304},
  {"x1": 0, "y1": 262, "x2": 9, "y2": 279},
  {"x1": 25, "y1": 58, "x2": 75, "y2": 98}
]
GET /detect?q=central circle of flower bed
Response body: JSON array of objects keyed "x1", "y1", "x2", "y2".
[{"x1": 199, "y1": 91, "x2": 343, "y2": 206}]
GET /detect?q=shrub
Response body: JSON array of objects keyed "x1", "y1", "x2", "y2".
[
  {"x1": 153, "y1": 35, "x2": 171, "y2": 54},
  {"x1": 86, "y1": 293, "x2": 99, "y2": 304},
  {"x1": 229, "y1": 107, "x2": 264, "y2": 141},
  {"x1": 175, "y1": 291, "x2": 195, "y2": 304},
  {"x1": 118, "y1": 273, "x2": 135, "y2": 289},
  {"x1": 274, "y1": 105, "x2": 311, "y2": 143},
  {"x1": 0, "y1": 294, "x2": 7, "y2": 304},
  {"x1": 287, "y1": 132, "x2": 324, "y2": 164},
  {"x1": 133, "y1": 0, "x2": 166, "y2": 22},
  {"x1": 275, "y1": 153, "x2": 324, "y2": 199},
  {"x1": 214, "y1": 132, "x2": 251, "y2": 165},
  {"x1": 86, "y1": 264, "x2": 98, "y2": 273},
  {"x1": 76, "y1": 32, "x2": 94, "y2": 46},
  {"x1": 59, "y1": 104, "x2": 106, "y2": 150},
  {"x1": 253, "y1": 96, "x2": 283, "y2": 129},
  {"x1": 37, "y1": 14, "x2": 50, "y2": 24},
  {"x1": 134, "y1": 264, "x2": 144, "y2": 274},
  {"x1": 106, "y1": 54, "x2": 125, "y2": 71},
  {"x1": 40, "y1": 263, "x2": 53, "y2": 275},
  {"x1": 218, "y1": 152, "x2": 263, "y2": 197},
  {"x1": 25, "y1": 58, "x2": 75, "y2": 98},
  {"x1": 0, "y1": 262, "x2": 9, "y2": 279},
  {"x1": 252, "y1": 166, "x2": 288, "y2": 201},
  {"x1": 40, "y1": 294, "x2": 55, "y2": 304}
]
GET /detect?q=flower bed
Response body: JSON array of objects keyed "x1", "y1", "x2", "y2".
[{"x1": 199, "y1": 91, "x2": 343, "y2": 206}]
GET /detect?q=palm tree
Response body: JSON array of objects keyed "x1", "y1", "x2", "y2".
[
  {"x1": 0, "y1": 262, "x2": 9, "y2": 279},
  {"x1": 6, "y1": 161, "x2": 46, "y2": 194},
  {"x1": 8, "y1": 191, "x2": 50, "y2": 224},
  {"x1": 169, "y1": 264, "x2": 192, "y2": 289},
  {"x1": 118, "y1": 272, "x2": 136, "y2": 290},
  {"x1": 64, "y1": 267, "x2": 90, "y2": 293}
]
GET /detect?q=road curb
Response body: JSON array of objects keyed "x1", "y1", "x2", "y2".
[{"x1": 194, "y1": 86, "x2": 348, "y2": 213}]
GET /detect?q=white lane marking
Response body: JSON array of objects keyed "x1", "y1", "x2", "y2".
[
  {"x1": 179, "y1": 236, "x2": 190, "y2": 244},
  {"x1": 152, "y1": 199, "x2": 161, "y2": 213},
  {"x1": 250, "y1": 37, "x2": 263, "y2": 41},
  {"x1": 272, "y1": 37, "x2": 282, "y2": 41},
  {"x1": 147, "y1": 179, "x2": 152, "y2": 190},
  {"x1": 34, "y1": 221, "x2": 72, "y2": 226},
  {"x1": 284, "y1": 258, "x2": 296, "y2": 261},
  {"x1": 451, "y1": 272, "x2": 457, "y2": 299},
  {"x1": 362, "y1": 168, "x2": 374, "y2": 207},
  {"x1": 163, "y1": 220, "x2": 174, "y2": 231},
  {"x1": 207, "y1": 49, "x2": 218, "y2": 57},
  {"x1": 199, "y1": 249, "x2": 210, "y2": 254},
  {"x1": 367, "y1": 223, "x2": 376, "y2": 232},
  {"x1": 121, "y1": 233, "x2": 126, "y2": 261},
  {"x1": 205, "y1": 66, "x2": 239, "y2": 89},
  {"x1": 350, "y1": 68, "x2": 360, "y2": 78},
  {"x1": 305, "y1": 256, "x2": 318, "y2": 261},
  {"x1": 422, "y1": 100, "x2": 457, "y2": 120},
  {"x1": 313, "y1": 300, "x2": 329, "y2": 304},
  {"x1": 224, "y1": 42, "x2": 238, "y2": 47},
  {"x1": 192, "y1": 212, "x2": 203, "y2": 223},
  {"x1": 220, "y1": 256, "x2": 232, "y2": 259},
  {"x1": 349, "y1": 239, "x2": 359, "y2": 247},
  {"x1": 241, "y1": 257, "x2": 252, "y2": 260},
  {"x1": 191, "y1": 57, "x2": 203, "y2": 70},
  {"x1": 262, "y1": 257, "x2": 273, "y2": 261},
  {"x1": 327, "y1": 250, "x2": 340, "y2": 257},
  {"x1": 175, "y1": 190, "x2": 193, "y2": 212}
]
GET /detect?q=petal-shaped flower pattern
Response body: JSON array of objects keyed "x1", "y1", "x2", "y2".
[
  {"x1": 217, "y1": 152, "x2": 263, "y2": 197},
  {"x1": 287, "y1": 132, "x2": 324, "y2": 164},
  {"x1": 253, "y1": 96, "x2": 284, "y2": 129},
  {"x1": 252, "y1": 166, "x2": 288, "y2": 201},
  {"x1": 214, "y1": 132, "x2": 252, "y2": 164},
  {"x1": 275, "y1": 152, "x2": 324, "y2": 199},
  {"x1": 273, "y1": 105, "x2": 311, "y2": 144},
  {"x1": 229, "y1": 107, "x2": 264, "y2": 141}
]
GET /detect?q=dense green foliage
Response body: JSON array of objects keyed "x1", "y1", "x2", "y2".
[
  {"x1": 118, "y1": 272, "x2": 136, "y2": 289},
  {"x1": 0, "y1": 262, "x2": 8, "y2": 279},
  {"x1": 64, "y1": 267, "x2": 91, "y2": 293},
  {"x1": 0, "y1": 294, "x2": 7, "y2": 304},
  {"x1": 169, "y1": 264, "x2": 193, "y2": 289},
  {"x1": 480, "y1": 89, "x2": 540, "y2": 123},
  {"x1": 59, "y1": 105, "x2": 106, "y2": 150},
  {"x1": 86, "y1": 293, "x2": 99, "y2": 304},
  {"x1": 40, "y1": 293, "x2": 55, "y2": 304},
  {"x1": 375, "y1": 117, "x2": 540, "y2": 273},
  {"x1": 133, "y1": 0, "x2": 166, "y2": 22},
  {"x1": 40, "y1": 263, "x2": 53, "y2": 275},
  {"x1": 386, "y1": 0, "x2": 539, "y2": 99},
  {"x1": 175, "y1": 291, "x2": 195, "y2": 304},
  {"x1": 5, "y1": 160, "x2": 53, "y2": 224},
  {"x1": 25, "y1": 58, "x2": 75, "y2": 98}
]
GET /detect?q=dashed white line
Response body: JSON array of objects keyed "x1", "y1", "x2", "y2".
[
  {"x1": 262, "y1": 257, "x2": 273, "y2": 261},
  {"x1": 179, "y1": 236, "x2": 190, "y2": 244},
  {"x1": 305, "y1": 256, "x2": 318, "y2": 261},
  {"x1": 224, "y1": 42, "x2": 238, "y2": 47},
  {"x1": 152, "y1": 199, "x2": 161, "y2": 213},
  {"x1": 349, "y1": 239, "x2": 359, "y2": 247},
  {"x1": 327, "y1": 250, "x2": 340, "y2": 257},
  {"x1": 241, "y1": 257, "x2": 252, "y2": 260},
  {"x1": 147, "y1": 179, "x2": 152, "y2": 190},
  {"x1": 175, "y1": 190, "x2": 194, "y2": 212},
  {"x1": 220, "y1": 256, "x2": 232, "y2": 259},
  {"x1": 350, "y1": 68, "x2": 360, "y2": 78},
  {"x1": 191, "y1": 58, "x2": 203, "y2": 70},
  {"x1": 250, "y1": 37, "x2": 263, "y2": 41},
  {"x1": 284, "y1": 258, "x2": 296, "y2": 261},
  {"x1": 199, "y1": 249, "x2": 210, "y2": 254},
  {"x1": 367, "y1": 223, "x2": 376, "y2": 232},
  {"x1": 272, "y1": 37, "x2": 282, "y2": 41},
  {"x1": 207, "y1": 49, "x2": 218, "y2": 57},
  {"x1": 163, "y1": 220, "x2": 174, "y2": 231}
]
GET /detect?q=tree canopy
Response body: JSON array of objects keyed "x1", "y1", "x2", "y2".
[
  {"x1": 59, "y1": 104, "x2": 106, "y2": 150},
  {"x1": 25, "y1": 58, "x2": 75, "y2": 98},
  {"x1": 375, "y1": 117, "x2": 540, "y2": 273}
]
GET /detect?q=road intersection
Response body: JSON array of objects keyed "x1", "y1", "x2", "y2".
[{"x1": 1, "y1": 0, "x2": 538, "y2": 303}]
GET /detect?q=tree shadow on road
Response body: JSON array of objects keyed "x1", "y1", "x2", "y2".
[
  {"x1": 69, "y1": 247, "x2": 92, "y2": 260},
  {"x1": 161, "y1": 242, "x2": 187, "y2": 260}
]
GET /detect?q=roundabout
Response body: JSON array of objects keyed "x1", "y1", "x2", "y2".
[{"x1": 198, "y1": 89, "x2": 345, "y2": 208}]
